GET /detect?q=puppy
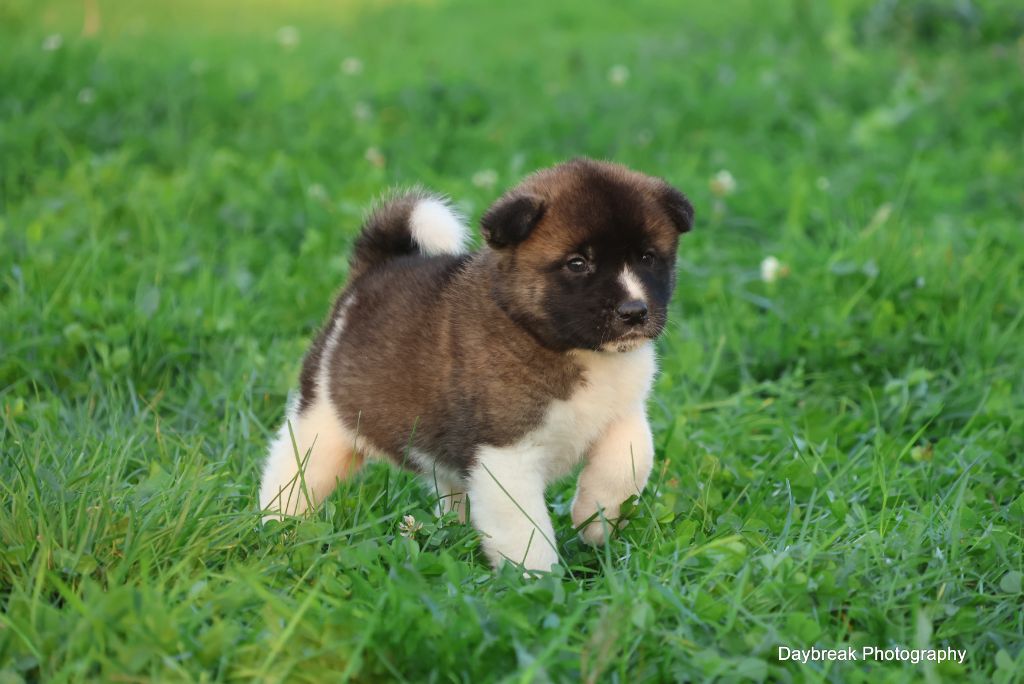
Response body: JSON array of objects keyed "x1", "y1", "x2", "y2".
[{"x1": 260, "y1": 158, "x2": 693, "y2": 571}]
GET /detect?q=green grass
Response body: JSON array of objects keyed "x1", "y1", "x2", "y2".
[{"x1": 2, "y1": 0, "x2": 1023, "y2": 681}]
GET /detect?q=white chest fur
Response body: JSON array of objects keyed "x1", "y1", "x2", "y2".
[
  {"x1": 468, "y1": 343, "x2": 657, "y2": 569},
  {"x1": 520, "y1": 343, "x2": 657, "y2": 482}
]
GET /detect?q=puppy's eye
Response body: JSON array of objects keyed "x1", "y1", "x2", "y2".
[
  {"x1": 566, "y1": 255, "x2": 589, "y2": 273},
  {"x1": 640, "y1": 250, "x2": 657, "y2": 266}
]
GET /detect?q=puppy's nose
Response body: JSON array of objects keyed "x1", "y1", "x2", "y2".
[{"x1": 616, "y1": 299, "x2": 648, "y2": 325}]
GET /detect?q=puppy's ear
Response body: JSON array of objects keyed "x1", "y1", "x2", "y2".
[
  {"x1": 661, "y1": 185, "x2": 694, "y2": 234},
  {"x1": 481, "y1": 193, "x2": 546, "y2": 248}
]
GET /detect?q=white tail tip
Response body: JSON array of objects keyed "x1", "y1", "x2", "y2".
[{"x1": 409, "y1": 198, "x2": 468, "y2": 256}]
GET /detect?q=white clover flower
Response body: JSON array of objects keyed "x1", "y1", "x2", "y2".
[
  {"x1": 608, "y1": 64, "x2": 630, "y2": 86},
  {"x1": 472, "y1": 169, "x2": 498, "y2": 189},
  {"x1": 42, "y1": 34, "x2": 63, "y2": 51},
  {"x1": 760, "y1": 255, "x2": 782, "y2": 283},
  {"x1": 364, "y1": 146, "x2": 385, "y2": 168},
  {"x1": 352, "y1": 101, "x2": 372, "y2": 121},
  {"x1": 398, "y1": 514, "x2": 422, "y2": 539},
  {"x1": 341, "y1": 57, "x2": 364, "y2": 75},
  {"x1": 276, "y1": 26, "x2": 300, "y2": 49},
  {"x1": 709, "y1": 170, "x2": 737, "y2": 197},
  {"x1": 760, "y1": 256, "x2": 791, "y2": 283},
  {"x1": 77, "y1": 88, "x2": 96, "y2": 105}
]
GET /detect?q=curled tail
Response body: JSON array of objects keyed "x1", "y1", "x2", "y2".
[{"x1": 348, "y1": 190, "x2": 469, "y2": 280}]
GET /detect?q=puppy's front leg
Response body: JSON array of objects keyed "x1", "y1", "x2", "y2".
[
  {"x1": 467, "y1": 445, "x2": 559, "y2": 571},
  {"x1": 571, "y1": 407, "x2": 654, "y2": 545}
]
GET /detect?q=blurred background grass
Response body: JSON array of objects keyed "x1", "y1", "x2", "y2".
[{"x1": 1, "y1": 0, "x2": 1023, "y2": 681}]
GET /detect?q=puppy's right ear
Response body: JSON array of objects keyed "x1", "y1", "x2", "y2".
[{"x1": 480, "y1": 193, "x2": 545, "y2": 248}]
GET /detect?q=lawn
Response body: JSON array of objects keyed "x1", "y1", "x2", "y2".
[{"x1": 1, "y1": 0, "x2": 1023, "y2": 681}]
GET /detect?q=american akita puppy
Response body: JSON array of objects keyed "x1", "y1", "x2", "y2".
[{"x1": 260, "y1": 158, "x2": 693, "y2": 571}]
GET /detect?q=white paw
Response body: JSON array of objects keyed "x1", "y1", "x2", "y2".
[
  {"x1": 518, "y1": 542, "x2": 560, "y2": 573},
  {"x1": 572, "y1": 500, "x2": 623, "y2": 546},
  {"x1": 483, "y1": 533, "x2": 559, "y2": 572}
]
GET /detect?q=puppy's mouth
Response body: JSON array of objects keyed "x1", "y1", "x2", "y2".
[
  {"x1": 591, "y1": 308, "x2": 666, "y2": 353},
  {"x1": 600, "y1": 331, "x2": 654, "y2": 353}
]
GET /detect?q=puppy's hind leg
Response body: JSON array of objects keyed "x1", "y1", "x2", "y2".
[
  {"x1": 433, "y1": 475, "x2": 467, "y2": 524},
  {"x1": 259, "y1": 397, "x2": 362, "y2": 520},
  {"x1": 261, "y1": 292, "x2": 362, "y2": 520}
]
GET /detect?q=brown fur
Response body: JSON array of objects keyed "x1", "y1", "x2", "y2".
[{"x1": 326, "y1": 253, "x2": 581, "y2": 475}]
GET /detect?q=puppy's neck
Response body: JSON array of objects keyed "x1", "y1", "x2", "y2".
[{"x1": 471, "y1": 250, "x2": 564, "y2": 353}]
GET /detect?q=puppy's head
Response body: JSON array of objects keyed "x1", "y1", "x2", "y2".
[{"x1": 482, "y1": 158, "x2": 693, "y2": 353}]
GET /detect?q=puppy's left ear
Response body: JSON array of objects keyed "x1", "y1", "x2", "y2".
[
  {"x1": 481, "y1": 193, "x2": 546, "y2": 248},
  {"x1": 661, "y1": 185, "x2": 695, "y2": 234}
]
